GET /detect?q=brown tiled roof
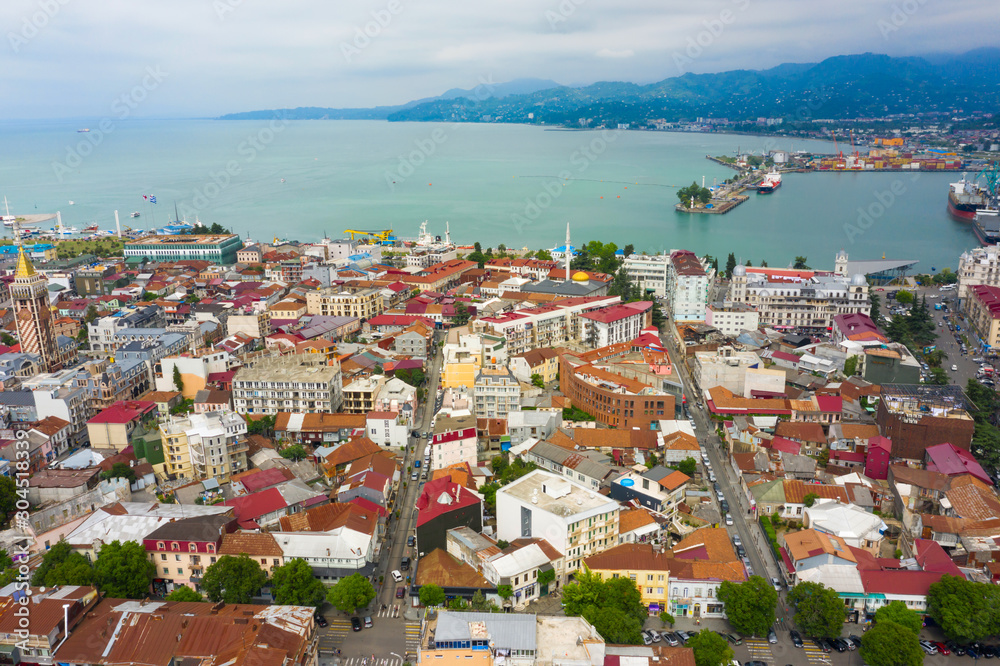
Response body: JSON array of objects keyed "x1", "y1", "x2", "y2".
[
  {"x1": 661, "y1": 431, "x2": 700, "y2": 451},
  {"x1": 945, "y1": 483, "x2": 1000, "y2": 522},
  {"x1": 657, "y1": 470, "x2": 691, "y2": 491},
  {"x1": 671, "y1": 527, "x2": 741, "y2": 563},
  {"x1": 840, "y1": 423, "x2": 881, "y2": 440},
  {"x1": 585, "y1": 542, "x2": 673, "y2": 572},
  {"x1": 277, "y1": 502, "x2": 378, "y2": 535},
  {"x1": 415, "y1": 548, "x2": 492, "y2": 589},
  {"x1": 219, "y1": 531, "x2": 283, "y2": 557},
  {"x1": 505, "y1": 537, "x2": 563, "y2": 560},
  {"x1": 775, "y1": 421, "x2": 827, "y2": 444},
  {"x1": 323, "y1": 437, "x2": 381, "y2": 469},
  {"x1": 782, "y1": 480, "x2": 848, "y2": 504},
  {"x1": 568, "y1": 428, "x2": 659, "y2": 450},
  {"x1": 618, "y1": 508, "x2": 658, "y2": 535},
  {"x1": 784, "y1": 529, "x2": 856, "y2": 563},
  {"x1": 275, "y1": 411, "x2": 366, "y2": 432},
  {"x1": 890, "y1": 465, "x2": 952, "y2": 492},
  {"x1": 31, "y1": 415, "x2": 70, "y2": 436}
]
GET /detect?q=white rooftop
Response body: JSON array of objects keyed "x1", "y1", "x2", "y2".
[{"x1": 499, "y1": 470, "x2": 619, "y2": 519}]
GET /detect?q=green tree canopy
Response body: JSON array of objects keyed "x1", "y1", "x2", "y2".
[
  {"x1": 581, "y1": 606, "x2": 644, "y2": 645},
  {"x1": 531, "y1": 374, "x2": 545, "y2": 389},
  {"x1": 687, "y1": 629, "x2": 735, "y2": 666},
  {"x1": 31, "y1": 540, "x2": 94, "y2": 587},
  {"x1": 786, "y1": 582, "x2": 846, "y2": 639},
  {"x1": 271, "y1": 559, "x2": 327, "y2": 607},
  {"x1": 100, "y1": 462, "x2": 137, "y2": 484},
  {"x1": 860, "y1": 620, "x2": 923, "y2": 666},
  {"x1": 201, "y1": 554, "x2": 268, "y2": 604},
  {"x1": 725, "y1": 253, "x2": 737, "y2": 278},
  {"x1": 93, "y1": 540, "x2": 156, "y2": 598},
  {"x1": 793, "y1": 256, "x2": 810, "y2": 270},
  {"x1": 173, "y1": 365, "x2": 184, "y2": 392},
  {"x1": 452, "y1": 302, "x2": 471, "y2": 326},
  {"x1": 873, "y1": 600, "x2": 922, "y2": 636},
  {"x1": 0, "y1": 477, "x2": 18, "y2": 526},
  {"x1": 678, "y1": 182, "x2": 712, "y2": 207},
  {"x1": 717, "y1": 576, "x2": 777, "y2": 637},
  {"x1": 927, "y1": 574, "x2": 1000, "y2": 643},
  {"x1": 562, "y1": 567, "x2": 647, "y2": 625},
  {"x1": 280, "y1": 444, "x2": 308, "y2": 461},
  {"x1": 327, "y1": 572, "x2": 376, "y2": 613},
  {"x1": 166, "y1": 586, "x2": 205, "y2": 602},
  {"x1": 675, "y1": 457, "x2": 697, "y2": 477},
  {"x1": 418, "y1": 583, "x2": 446, "y2": 608},
  {"x1": 895, "y1": 289, "x2": 914, "y2": 305}
]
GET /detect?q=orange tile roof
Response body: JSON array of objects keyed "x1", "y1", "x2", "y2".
[
  {"x1": 585, "y1": 542, "x2": 673, "y2": 572},
  {"x1": 323, "y1": 437, "x2": 381, "y2": 469},
  {"x1": 618, "y1": 508, "x2": 658, "y2": 534},
  {"x1": 784, "y1": 529, "x2": 856, "y2": 563},
  {"x1": 276, "y1": 502, "x2": 378, "y2": 535},
  {"x1": 416, "y1": 548, "x2": 492, "y2": 588},
  {"x1": 658, "y1": 470, "x2": 691, "y2": 491},
  {"x1": 782, "y1": 480, "x2": 849, "y2": 504},
  {"x1": 219, "y1": 532, "x2": 283, "y2": 557},
  {"x1": 661, "y1": 431, "x2": 700, "y2": 451},
  {"x1": 840, "y1": 423, "x2": 881, "y2": 440}
]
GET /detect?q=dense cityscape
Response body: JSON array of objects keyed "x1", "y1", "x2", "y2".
[{"x1": 0, "y1": 210, "x2": 998, "y2": 666}]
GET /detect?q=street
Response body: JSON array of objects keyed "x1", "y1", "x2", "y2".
[{"x1": 316, "y1": 330, "x2": 446, "y2": 666}]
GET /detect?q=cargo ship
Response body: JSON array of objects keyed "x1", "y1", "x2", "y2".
[
  {"x1": 973, "y1": 208, "x2": 1000, "y2": 246},
  {"x1": 757, "y1": 169, "x2": 782, "y2": 194},
  {"x1": 948, "y1": 175, "x2": 989, "y2": 221}
]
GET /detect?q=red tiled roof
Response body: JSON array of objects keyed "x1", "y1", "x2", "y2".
[
  {"x1": 415, "y1": 478, "x2": 481, "y2": 527},
  {"x1": 222, "y1": 488, "x2": 287, "y2": 527},
  {"x1": 972, "y1": 284, "x2": 1000, "y2": 319},
  {"x1": 87, "y1": 400, "x2": 155, "y2": 425}
]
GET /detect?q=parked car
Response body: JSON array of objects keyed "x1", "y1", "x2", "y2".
[
  {"x1": 641, "y1": 631, "x2": 652, "y2": 646},
  {"x1": 934, "y1": 642, "x2": 950, "y2": 655},
  {"x1": 649, "y1": 630, "x2": 660, "y2": 643},
  {"x1": 767, "y1": 628, "x2": 777, "y2": 644},
  {"x1": 396, "y1": 587, "x2": 405, "y2": 599},
  {"x1": 726, "y1": 633, "x2": 742, "y2": 646},
  {"x1": 407, "y1": 535, "x2": 416, "y2": 547},
  {"x1": 789, "y1": 630, "x2": 803, "y2": 648},
  {"x1": 400, "y1": 557, "x2": 411, "y2": 571},
  {"x1": 966, "y1": 646, "x2": 981, "y2": 659},
  {"x1": 662, "y1": 632, "x2": 679, "y2": 647},
  {"x1": 414, "y1": 460, "x2": 421, "y2": 468},
  {"x1": 830, "y1": 638, "x2": 847, "y2": 652},
  {"x1": 731, "y1": 534, "x2": 741, "y2": 547},
  {"x1": 813, "y1": 639, "x2": 831, "y2": 653},
  {"x1": 314, "y1": 614, "x2": 328, "y2": 628},
  {"x1": 391, "y1": 569, "x2": 403, "y2": 582},
  {"x1": 725, "y1": 513, "x2": 734, "y2": 526},
  {"x1": 720, "y1": 500, "x2": 730, "y2": 513},
  {"x1": 946, "y1": 641, "x2": 965, "y2": 656},
  {"x1": 351, "y1": 616, "x2": 362, "y2": 632},
  {"x1": 771, "y1": 577, "x2": 781, "y2": 591},
  {"x1": 411, "y1": 472, "x2": 418, "y2": 481},
  {"x1": 847, "y1": 635, "x2": 863, "y2": 650},
  {"x1": 736, "y1": 545, "x2": 746, "y2": 558},
  {"x1": 918, "y1": 640, "x2": 937, "y2": 655},
  {"x1": 364, "y1": 616, "x2": 373, "y2": 629},
  {"x1": 743, "y1": 662, "x2": 768, "y2": 666}
]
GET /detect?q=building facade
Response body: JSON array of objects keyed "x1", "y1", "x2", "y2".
[
  {"x1": 666, "y1": 250, "x2": 713, "y2": 322},
  {"x1": 124, "y1": 234, "x2": 244, "y2": 264},
  {"x1": 232, "y1": 354, "x2": 343, "y2": 414},
  {"x1": 623, "y1": 253, "x2": 671, "y2": 298},
  {"x1": 12, "y1": 248, "x2": 60, "y2": 372}
]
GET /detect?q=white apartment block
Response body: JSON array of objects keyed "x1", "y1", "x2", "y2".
[
  {"x1": 728, "y1": 265, "x2": 870, "y2": 330},
  {"x1": 479, "y1": 295, "x2": 621, "y2": 356},
  {"x1": 496, "y1": 470, "x2": 620, "y2": 574},
  {"x1": 473, "y1": 366, "x2": 521, "y2": 419},
  {"x1": 692, "y1": 347, "x2": 763, "y2": 395},
  {"x1": 406, "y1": 246, "x2": 458, "y2": 269},
  {"x1": 305, "y1": 287, "x2": 383, "y2": 320},
  {"x1": 232, "y1": 354, "x2": 343, "y2": 415},
  {"x1": 958, "y1": 245, "x2": 1000, "y2": 302},
  {"x1": 705, "y1": 302, "x2": 760, "y2": 336},
  {"x1": 623, "y1": 253, "x2": 671, "y2": 298},
  {"x1": 161, "y1": 409, "x2": 249, "y2": 481},
  {"x1": 579, "y1": 303, "x2": 648, "y2": 348},
  {"x1": 667, "y1": 250, "x2": 714, "y2": 321}
]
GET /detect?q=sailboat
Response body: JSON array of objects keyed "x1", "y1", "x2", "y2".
[{"x1": 2, "y1": 197, "x2": 40, "y2": 227}]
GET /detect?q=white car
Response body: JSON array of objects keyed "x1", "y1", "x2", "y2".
[
  {"x1": 725, "y1": 513, "x2": 734, "y2": 526},
  {"x1": 391, "y1": 569, "x2": 403, "y2": 582},
  {"x1": 951, "y1": 365, "x2": 958, "y2": 371}
]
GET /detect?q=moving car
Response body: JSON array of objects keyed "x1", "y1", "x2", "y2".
[
  {"x1": 364, "y1": 616, "x2": 373, "y2": 629},
  {"x1": 951, "y1": 365, "x2": 959, "y2": 371},
  {"x1": 771, "y1": 577, "x2": 781, "y2": 591},
  {"x1": 351, "y1": 616, "x2": 362, "y2": 631},
  {"x1": 411, "y1": 472, "x2": 418, "y2": 481},
  {"x1": 767, "y1": 628, "x2": 777, "y2": 644},
  {"x1": 314, "y1": 614, "x2": 328, "y2": 628},
  {"x1": 789, "y1": 630, "x2": 803, "y2": 648},
  {"x1": 396, "y1": 587, "x2": 405, "y2": 599},
  {"x1": 391, "y1": 569, "x2": 403, "y2": 582}
]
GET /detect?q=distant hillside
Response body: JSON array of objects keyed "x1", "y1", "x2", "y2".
[{"x1": 218, "y1": 50, "x2": 1000, "y2": 125}]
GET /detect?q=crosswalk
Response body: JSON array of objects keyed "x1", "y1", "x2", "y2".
[
  {"x1": 743, "y1": 638, "x2": 774, "y2": 663},
  {"x1": 803, "y1": 645, "x2": 832, "y2": 664},
  {"x1": 333, "y1": 658, "x2": 405, "y2": 666},
  {"x1": 376, "y1": 605, "x2": 404, "y2": 618},
  {"x1": 318, "y1": 620, "x2": 352, "y2": 652},
  {"x1": 405, "y1": 621, "x2": 422, "y2": 655}
]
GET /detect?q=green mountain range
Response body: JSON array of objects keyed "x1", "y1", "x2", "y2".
[{"x1": 219, "y1": 49, "x2": 1000, "y2": 126}]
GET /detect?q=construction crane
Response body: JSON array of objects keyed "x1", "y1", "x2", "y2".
[
  {"x1": 831, "y1": 130, "x2": 843, "y2": 160},
  {"x1": 976, "y1": 162, "x2": 1000, "y2": 206},
  {"x1": 343, "y1": 229, "x2": 394, "y2": 242}
]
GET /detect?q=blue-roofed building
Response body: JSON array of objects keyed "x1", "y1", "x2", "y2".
[
  {"x1": 0, "y1": 353, "x2": 43, "y2": 388},
  {"x1": 549, "y1": 244, "x2": 575, "y2": 262}
]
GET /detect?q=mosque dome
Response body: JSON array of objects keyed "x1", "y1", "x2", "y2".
[
  {"x1": 732, "y1": 265, "x2": 747, "y2": 277},
  {"x1": 851, "y1": 274, "x2": 867, "y2": 286},
  {"x1": 572, "y1": 271, "x2": 590, "y2": 282}
]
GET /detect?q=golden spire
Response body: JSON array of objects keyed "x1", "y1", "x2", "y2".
[{"x1": 15, "y1": 246, "x2": 36, "y2": 278}]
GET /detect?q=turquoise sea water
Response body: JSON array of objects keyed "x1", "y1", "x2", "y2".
[{"x1": 0, "y1": 118, "x2": 980, "y2": 271}]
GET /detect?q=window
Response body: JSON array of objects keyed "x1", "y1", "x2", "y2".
[
  {"x1": 160, "y1": 554, "x2": 167, "y2": 561},
  {"x1": 189, "y1": 543, "x2": 197, "y2": 552},
  {"x1": 657, "y1": 587, "x2": 664, "y2": 595},
  {"x1": 646, "y1": 587, "x2": 653, "y2": 594},
  {"x1": 647, "y1": 574, "x2": 654, "y2": 581},
  {"x1": 175, "y1": 554, "x2": 181, "y2": 561},
  {"x1": 157, "y1": 541, "x2": 165, "y2": 550}
]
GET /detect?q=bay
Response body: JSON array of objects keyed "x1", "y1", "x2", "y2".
[{"x1": 0, "y1": 118, "x2": 979, "y2": 271}]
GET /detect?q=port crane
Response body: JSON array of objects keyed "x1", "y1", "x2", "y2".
[
  {"x1": 343, "y1": 229, "x2": 394, "y2": 242},
  {"x1": 976, "y1": 162, "x2": 1000, "y2": 206}
]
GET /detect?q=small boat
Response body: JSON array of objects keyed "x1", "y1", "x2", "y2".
[
  {"x1": 280, "y1": 178, "x2": 286, "y2": 183},
  {"x1": 130, "y1": 211, "x2": 141, "y2": 218},
  {"x1": 84, "y1": 223, "x2": 99, "y2": 232},
  {"x1": 77, "y1": 129, "x2": 90, "y2": 133},
  {"x1": 68, "y1": 200, "x2": 75, "y2": 205}
]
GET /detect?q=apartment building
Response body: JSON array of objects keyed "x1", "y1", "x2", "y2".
[
  {"x1": 966, "y1": 284, "x2": 1000, "y2": 349},
  {"x1": 232, "y1": 353, "x2": 343, "y2": 414},
  {"x1": 579, "y1": 302, "x2": 650, "y2": 348},
  {"x1": 666, "y1": 250, "x2": 714, "y2": 321},
  {"x1": 144, "y1": 514, "x2": 235, "y2": 595},
  {"x1": 705, "y1": 302, "x2": 760, "y2": 336},
  {"x1": 160, "y1": 409, "x2": 249, "y2": 481},
  {"x1": 728, "y1": 265, "x2": 870, "y2": 331},
  {"x1": 431, "y1": 412, "x2": 479, "y2": 468},
  {"x1": 479, "y1": 295, "x2": 621, "y2": 355},
  {"x1": 958, "y1": 244, "x2": 1000, "y2": 302},
  {"x1": 623, "y1": 253, "x2": 671, "y2": 298},
  {"x1": 473, "y1": 366, "x2": 521, "y2": 419},
  {"x1": 496, "y1": 470, "x2": 620, "y2": 578},
  {"x1": 342, "y1": 375, "x2": 387, "y2": 414},
  {"x1": 305, "y1": 286, "x2": 383, "y2": 321}
]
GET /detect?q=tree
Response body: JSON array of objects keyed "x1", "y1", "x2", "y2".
[
  {"x1": 860, "y1": 620, "x2": 924, "y2": 666},
  {"x1": 676, "y1": 457, "x2": 697, "y2": 477},
  {"x1": 202, "y1": 555, "x2": 268, "y2": 604},
  {"x1": 843, "y1": 356, "x2": 858, "y2": 377},
  {"x1": 786, "y1": 582, "x2": 846, "y2": 639},
  {"x1": 271, "y1": 559, "x2": 327, "y2": 607},
  {"x1": 688, "y1": 629, "x2": 735, "y2": 666},
  {"x1": 448, "y1": 597, "x2": 469, "y2": 610},
  {"x1": 452, "y1": 302, "x2": 471, "y2": 326},
  {"x1": 537, "y1": 568, "x2": 555, "y2": 589},
  {"x1": 246, "y1": 414, "x2": 276, "y2": 437},
  {"x1": 927, "y1": 574, "x2": 1000, "y2": 643},
  {"x1": 725, "y1": 253, "x2": 737, "y2": 279},
  {"x1": 496, "y1": 585, "x2": 513, "y2": 600},
  {"x1": 803, "y1": 493, "x2": 819, "y2": 508},
  {"x1": 677, "y1": 181, "x2": 711, "y2": 207},
  {"x1": 607, "y1": 268, "x2": 639, "y2": 301},
  {"x1": 582, "y1": 606, "x2": 644, "y2": 644},
  {"x1": 166, "y1": 586, "x2": 205, "y2": 602},
  {"x1": 100, "y1": 462, "x2": 136, "y2": 484},
  {"x1": 470, "y1": 589, "x2": 489, "y2": 611},
  {"x1": 650, "y1": 299, "x2": 666, "y2": 328},
  {"x1": 530, "y1": 373, "x2": 545, "y2": 389},
  {"x1": 895, "y1": 289, "x2": 914, "y2": 305},
  {"x1": 873, "y1": 600, "x2": 922, "y2": 636},
  {"x1": 83, "y1": 305, "x2": 99, "y2": 323},
  {"x1": 793, "y1": 256, "x2": 810, "y2": 270},
  {"x1": 0, "y1": 333, "x2": 15, "y2": 347},
  {"x1": 927, "y1": 367, "x2": 949, "y2": 385},
  {"x1": 869, "y1": 292, "x2": 884, "y2": 328},
  {"x1": 93, "y1": 540, "x2": 156, "y2": 598},
  {"x1": 280, "y1": 444, "x2": 308, "y2": 461},
  {"x1": 0, "y1": 477, "x2": 18, "y2": 526},
  {"x1": 173, "y1": 365, "x2": 184, "y2": 392},
  {"x1": 32, "y1": 540, "x2": 94, "y2": 587},
  {"x1": 418, "y1": 583, "x2": 446, "y2": 607},
  {"x1": 717, "y1": 576, "x2": 777, "y2": 637},
  {"x1": 623, "y1": 244, "x2": 634, "y2": 257},
  {"x1": 327, "y1": 572, "x2": 375, "y2": 613}
]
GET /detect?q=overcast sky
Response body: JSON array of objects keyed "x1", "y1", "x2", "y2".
[{"x1": 2, "y1": 0, "x2": 997, "y2": 119}]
